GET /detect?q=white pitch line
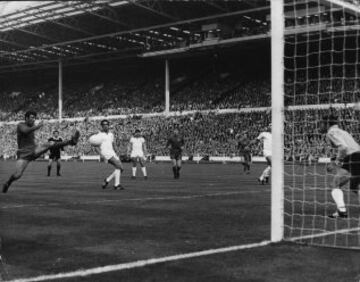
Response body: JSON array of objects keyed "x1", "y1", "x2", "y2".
[
  {"x1": 0, "y1": 189, "x2": 270, "y2": 209},
  {"x1": 288, "y1": 226, "x2": 360, "y2": 241},
  {"x1": 5, "y1": 240, "x2": 271, "y2": 282}
]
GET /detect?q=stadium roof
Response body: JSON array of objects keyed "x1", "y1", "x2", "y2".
[
  {"x1": 0, "y1": 0, "x2": 270, "y2": 73},
  {"x1": 0, "y1": 0, "x2": 358, "y2": 74}
]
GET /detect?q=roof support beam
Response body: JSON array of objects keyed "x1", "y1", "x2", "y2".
[
  {"x1": 59, "y1": 1, "x2": 131, "y2": 28},
  {"x1": 127, "y1": 0, "x2": 179, "y2": 21},
  {"x1": 0, "y1": 6, "x2": 270, "y2": 58}
]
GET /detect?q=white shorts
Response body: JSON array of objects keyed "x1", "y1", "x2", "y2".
[
  {"x1": 101, "y1": 150, "x2": 118, "y2": 161},
  {"x1": 263, "y1": 151, "x2": 272, "y2": 158},
  {"x1": 130, "y1": 151, "x2": 145, "y2": 159}
]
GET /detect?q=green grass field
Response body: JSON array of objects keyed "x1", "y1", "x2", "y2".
[{"x1": 0, "y1": 160, "x2": 359, "y2": 282}]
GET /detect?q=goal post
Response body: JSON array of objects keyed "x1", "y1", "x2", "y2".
[{"x1": 271, "y1": 0, "x2": 285, "y2": 243}]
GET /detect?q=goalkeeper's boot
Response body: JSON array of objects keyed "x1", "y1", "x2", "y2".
[
  {"x1": 70, "y1": 130, "x2": 80, "y2": 146},
  {"x1": 102, "y1": 178, "x2": 109, "y2": 189},
  {"x1": 265, "y1": 177, "x2": 269, "y2": 184},
  {"x1": 328, "y1": 210, "x2": 348, "y2": 219}
]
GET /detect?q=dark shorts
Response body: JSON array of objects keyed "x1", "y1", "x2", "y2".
[
  {"x1": 170, "y1": 151, "x2": 182, "y2": 160},
  {"x1": 265, "y1": 156, "x2": 272, "y2": 166},
  {"x1": 17, "y1": 147, "x2": 40, "y2": 161},
  {"x1": 49, "y1": 153, "x2": 61, "y2": 160},
  {"x1": 240, "y1": 151, "x2": 252, "y2": 162},
  {"x1": 342, "y1": 152, "x2": 360, "y2": 192}
]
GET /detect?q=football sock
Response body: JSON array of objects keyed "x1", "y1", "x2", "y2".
[
  {"x1": 264, "y1": 166, "x2": 271, "y2": 177},
  {"x1": 141, "y1": 167, "x2": 147, "y2": 177},
  {"x1": 331, "y1": 188, "x2": 346, "y2": 212},
  {"x1": 177, "y1": 166, "x2": 181, "y2": 177},
  {"x1": 172, "y1": 166, "x2": 177, "y2": 177},
  {"x1": 106, "y1": 170, "x2": 116, "y2": 183},
  {"x1": 47, "y1": 165, "x2": 51, "y2": 176},
  {"x1": 132, "y1": 167, "x2": 137, "y2": 177},
  {"x1": 260, "y1": 166, "x2": 271, "y2": 180},
  {"x1": 57, "y1": 164, "x2": 61, "y2": 175},
  {"x1": 114, "y1": 169, "x2": 121, "y2": 186}
]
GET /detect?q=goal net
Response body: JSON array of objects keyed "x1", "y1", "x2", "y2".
[{"x1": 279, "y1": 0, "x2": 360, "y2": 248}]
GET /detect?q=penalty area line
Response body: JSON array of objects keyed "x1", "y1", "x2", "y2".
[{"x1": 5, "y1": 240, "x2": 271, "y2": 282}]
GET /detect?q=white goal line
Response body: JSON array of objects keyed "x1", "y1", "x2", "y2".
[{"x1": 4, "y1": 240, "x2": 271, "y2": 282}]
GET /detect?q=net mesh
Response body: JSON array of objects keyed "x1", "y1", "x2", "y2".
[{"x1": 283, "y1": 0, "x2": 360, "y2": 248}]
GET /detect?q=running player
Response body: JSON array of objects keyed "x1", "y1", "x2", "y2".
[
  {"x1": 89, "y1": 119, "x2": 124, "y2": 190},
  {"x1": 166, "y1": 127, "x2": 184, "y2": 179},
  {"x1": 323, "y1": 114, "x2": 360, "y2": 218},
  {"x1": 127, "y1": 129, "x2": 148, "y2": 179},
  {"x1": 47, "y1": 130, "x2": 64, "y2": 176},
  {"x1": 252, "y1": 125, "x2": 272, "y2": 185},
  {"x1": 237, "y1": 132, "x2": 252, "y2": 174},
  {"x1": 2, "y1": 111, "x2": 80, "y2": 193}
]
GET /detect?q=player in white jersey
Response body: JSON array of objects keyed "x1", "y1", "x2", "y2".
[
  {"x1": 127, "y1": 129, "x2": 148, "y2": 179},
  {"x1": 253, "y1": 125, "x2": 272, "y2": 184},
  {"x1": 89, "y1": 120, "x2": 124, "y2": 190},
  {"x1": 323, "y1": 115, "x2": 360, "y2": 218}
]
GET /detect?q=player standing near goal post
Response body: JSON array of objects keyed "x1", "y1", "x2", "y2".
[
  {"x1": 2, "y1": 111, "x2": 80, "y2": 193},
  {"x1": 127, "y1": 129, "x2": 148, "y2": 180},
  {"x1": 166, "y1": 127, "x2": 185, "y2": 179},
  {"x1": 47, "y1": 130, "x2": 64, "y2": 177},
  {"x1": 323, "y1": 114, "x2": 360, "y2": 218},
  {"x1": 89, "y1": 119, "x2": 125, "y2": 190},
  {"x1": 237, "y1": 132, "x2": 252, "y2": 174},
  {"x1": 250, "y1": 125, "x2": 272, "y2": 185}
]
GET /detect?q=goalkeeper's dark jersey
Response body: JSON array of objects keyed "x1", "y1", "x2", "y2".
[
  {"x1": 48, "y1": 137, "x2": 63, "y2": 155},
  {"x1": 167, "y1": 135, "x2": 184, "y2": 153}
]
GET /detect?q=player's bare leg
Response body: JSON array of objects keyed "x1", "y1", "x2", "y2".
[
  {"x1": 47, "y1": 159, "x2": 53, "y2": 176},
  {"x1": 107, "y1": 157, "x2": 124, "y2": 190},
  {"x1": 131, "y1": 158, "x2": 138, "y2": 179},
  {"x1": 56, "y1": 159, "x2": 61, "y2": 176},
  {"x1": 139, "y1": 158, "x2": 147, "y2": 179},
  {"x1": 327, "y1": 164, "x2": 350, "y2": 218},
  {"x1": 258, "y1": 156, "x2": 271, "y2": 184},
  {"x1": 171, "y1": 159, "x2": 177, "y2": 179},
  {"x1": 37, "y1": 130, "x2": 80, "y2": 155},
  {"x1": 176, "y1": 159, "x2": 182, "y2": 179},
  {"x1": 3, "y1": 159, "x2": 30, "y2": 193},
  {"x1": 244, "y1": 153, "x2": 251, "y2": 174}
]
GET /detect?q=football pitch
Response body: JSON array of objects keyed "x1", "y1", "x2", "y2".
[{"x1": 0, "y1": 160, "x2": 359, "y2": 282}]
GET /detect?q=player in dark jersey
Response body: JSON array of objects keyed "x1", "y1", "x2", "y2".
[
  {"x1": 237, "y1": 133, "x2": 251, "y2": 174},
  {"x1": 47, "y1": 130, "x2": 64, "y2": 176},
  {"x1": 166, "y1": 128, "x2": 185, "y2": 179},
  {"x1": 2, "y1": 111, "x2": 80, "y2": 193}
]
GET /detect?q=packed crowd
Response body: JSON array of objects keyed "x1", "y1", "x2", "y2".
[
  {"x1": 2, "y1": 66, "x2": 360, "y2": 122},
  {"x1": 1, "y1": 108, "x2": 357, "y2": 159}
]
